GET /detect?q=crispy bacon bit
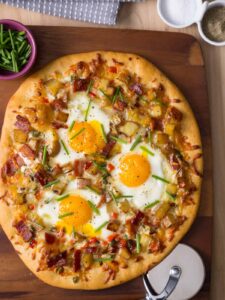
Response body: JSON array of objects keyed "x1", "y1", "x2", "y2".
[
  {"x1": 149, "y1": 238, "x2": 164, "y2": 253},
  {"x1": 192, "y1": 153, "x2": 203, "y2": 177},
  {"x1": 13, "y1": 154, "x2": 25, "y2": 167},
  {"x1": 169, "y1": 152, "x2": 182, "y2": 171},
  {"x1": 168, "y1": 106, "x2": 183, "y2": 122},
  {"x1": 76, "y1": 178, "x2": 91, "y2": 189},
  {"x1": 45, "y1": 232, "x2": 56, "y2": 244},
  {"x1": 113, "y1": 100, "x2": 127, "y2": 112},
  {"x1": 14, "y1": 220, "x2": 33, "y2": 242},
  {"x1": 52, "y1": 121, "x2": 68, "y2": 129},
  {"x1": 150, "y1": 118, "x2": 163, "y2": 131},
  {"x1": 101, "y1": 140, "x2": 116, "y2": 157},
  {"x1": 34, "y1": 168, "x2": 50, "y2": 186},
  {"x1": 74, "y1": 159, "x2": 86, "y2": 177},
  {"x1": 1, "y1": 159, "x2": 17, "y2": 179},
  {"x1": 29, "y1": 239, "x2": 37, "y2": 248},
  {"x1": 127, "y1": 239, "x2": 136, "y2": 253},
  {"x1": 97, "y1": 194, "x2": 106, "y2": 208},
  {"x1": 103, "y1": 261, "x2": 119, "y2": 283},
  {"x1": 108, "y1": 66, "x2": 117, "y2": 73},
  {"x1": 130, "y1": 83, "x2": 143, "y2": 95},
  {"x1": 131, "y1": 211, "x2": 144, "y2": 226},
  {"x1": 51, "y1": 99, "x2": 67, "y2": 111},
  {"x1": 52, "y1": 164, "x2": 62, "y2": 176},
  {"x1": 47, "y1": 251, "x2": 67, "y2": 268},
  {"x1": 107, "y1": 220, "x2": 120, "y2": 232},
  {"x1": 73, "y1": 249, "x2": 81, "y2": 272},
  {"x1": 111, "y1": 212, "x2": 118, "y2": 220},
  {"x1": 15, "y1": 115, "x2": 31, "y2": 133},
  {"x1": 107, "y1": 163, "x2": 115, "y2": 172},
  {"x1": 73, "y1": 79, "x2": 89, "y2": 92},
  {"x1": 19, "y1": 144, "x2": 35, "y2": 160},
  {"x1": 84, "y1": 161, "x2": 92, "y2": 170},
  {"x1": 84, "y1": 247, "x2": 98, "y2": 254}
]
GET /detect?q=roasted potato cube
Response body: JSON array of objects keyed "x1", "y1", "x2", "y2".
[
  {"x1": 55, "y1": 111, "x2": 69, "y2": 123},
  {"x1": 166, "y1": 184, "x2": 177, "y2": 195},
  {"x1": 153, "y1": 132, "x2": 169, "y2": 145},
  {"x1": 51, "y1": 180, "x2": 66, "y2": 194},
  {"x1": 82, "y1": 253, "x2": 93, "y2": 269},
  {"x1": 36, "y1": 103, "x2": 53, "y2": 125},
  {"x1": 45, "y1": 79, "x2": 63, "y2": 96},
  {"x1": 140, "y1": 234, "x2": 150, "y2": 251},
  {"x1": 155, "y1": 202, "x2": 170, "y2": 220},
  {"x1": 164, "y1": 123, "x2": 176, "y2": 136},
  {"x1": 107, "y1": 220, "x2": 120, "y2": 232},
  {"x1": 44, "y1": 130, "x2": 60, "y2": 157},
  {"x1": 24, "y1": 107, "x2": 37, "y2": 123},
  {"x1": 162, "y1": 213, "x2": 176, "y2": 228},
  {"x1": 118, "y1": 247, "x2": 131, "y2": 260},
  {"x1": 13, "y1": 129, "x2": 27, "y2": 143},
  {"x1": 119, "y1": 199, "x2": 131, "y2": 213},
  {"x1": 119, "y1": 122, "x2": 139, "y2": 137},
  {"x1": 149, "y1": 104, "x2": 162, "y2": 118}
]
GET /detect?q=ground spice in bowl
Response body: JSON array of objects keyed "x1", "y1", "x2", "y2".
[{"x1": 202, "y1": 6, "x2": 225, "y2": 42}]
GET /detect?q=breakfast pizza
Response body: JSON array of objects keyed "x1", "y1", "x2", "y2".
[{"x1": 0, "y1": 51, "x2": 203, "y2": 289}]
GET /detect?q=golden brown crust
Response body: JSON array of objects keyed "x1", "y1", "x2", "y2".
[{"x1": 0, "y1": 51, "x2": 202, "y2": 289}]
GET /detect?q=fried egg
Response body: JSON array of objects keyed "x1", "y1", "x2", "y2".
[
  {"x1": 109, "y1": 140, "x2": 176, "y2": 210},
  {"x1": 37, "y1": 179, "x2": 112, "y2": 239},
  {"x1": 52, "y1": 92, "x2": 110, "y2": 164}
]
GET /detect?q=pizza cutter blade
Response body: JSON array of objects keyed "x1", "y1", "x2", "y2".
[{"x1": 142, "y1": 265, "x2": 182, "y2": 300}]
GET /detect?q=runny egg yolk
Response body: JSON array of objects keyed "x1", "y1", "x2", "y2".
[
  {"x1": 68, "y1": 121, "x2": 106, "y2": 154},
  {"x1": 58, "y1": 195, "x2": 92, "y2": 232},
  {"x1": 119, "y1": 153, "x2": 151, "y2": 187}
]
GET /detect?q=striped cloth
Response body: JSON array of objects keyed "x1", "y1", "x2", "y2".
[{"x1": 0, "y1": 0, "x2": 140, "y2": 25}]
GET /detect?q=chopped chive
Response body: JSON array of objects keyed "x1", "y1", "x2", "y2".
[
  {"x1": 70, "y1": 127, "x2": 85, "y2": 140},
  {"x1": 86, "y1": 185, "x2": 101, "y2": 195},
  {"x1": 0, "y1": 24, "x2": 3, "y2": 44},
  {"x1": 94, "y1": 256, "x2": 114, "y2": 262},
  {"x1": 116, "y1": 195, "x2": 133, "y2": 199},
  {"x1": 42, "y1": 145, "x2": 47, "y2": 165},
  {"x1": 152, "y1": 175, "x2": 170, "y2": 184},
  {"x1": 87, "y1": 79, "x2": 93, "y2": 94},
  {"x1": 60, "y1": 139, "x2": 70, "y2": 155},
  {"x1": 100, "y1": 124, "x2": 107, "y2": 143},
  {"x1": 140, "y1": 146, "x2": 154, "y2": 156},
  {"x1": 58, "y1": 212, "x2": 74, "y2": 219},
  {"x1": 119, "y1": 90, "x2": 124, "y2": 101},
  {"x1": 87, "y1": 200, "x2": 100, "y2": 215},
  {"x1": 130, "y1": 135, "x2": 142, "y2": 151},
  {"x1": 43, "y1": 179, "x2": 60, "y2": 189},
  {"x1": 109, "y1": 191, "x2": 118, "y2": 204},
  {"x1": 152, "y1": 98, "x2": 165, "y2": 106},
  {"x1": 72, "y1": 225, "x2": 76, "y2": 238},
  {"x1": 68, "y1": 120, "x2": 75, "y2": 132},
  {"x1": 56, "y1": 194, "x2": 70, "y2": 202},
  {"x1": 84, "y1": 99, "x2": 92, "y2": 121},
  {"x1": 148, "y1": 131, "x2": 152, "y2": 143},
  {"x1": 8, "y1": 29, "x2": 15, "y2": 50},
  {"x1": 95, "y1": 221, "x2": 109, "y2": 232},
  {"x1": 93, "y1": 161, "x2": 109, "y2": 176},
  {"x1": 11, "y1": 50, "x2": 18, "y2": 72},
  {"x1": 144, "y1": 200, "x2": 160, "y2": 210},
  {"x1": 166, "y1": 191, "x2": 176, "y2": 201},
  {"x1": 112, "y1": 87, "x2": 120, "y2": 104},
  {"x1": 136, "y1": 233, "x2": 141, "y2": 254},
  {"x1": 100, "y1": 89, "x2": 111, "y2": 100},
  {"x1": 18, "y1": 31, "x2": 25, "y2": 36},
  {"x1": 18, "y1": 40, "x2": 26, "y2": 54},
  {"x1": 110, "y1": 135, "x2": 128, "y2": 144}
]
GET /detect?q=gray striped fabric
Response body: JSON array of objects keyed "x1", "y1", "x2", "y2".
[{"x1": 0, "y1": 0, "x2": 139, "y2": 25}]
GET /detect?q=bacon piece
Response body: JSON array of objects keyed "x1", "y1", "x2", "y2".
[
  {"x1": 84, "y1": 247, "x2": 98, "y2": 254},
  {"x1": 13, "y1": 154, "x2": 25, "y2": 167},
  {"x1": 47, "y1": 251, "x2": 67, "y2": 268},
  {"x1": 52, "y1": 121, "x2": 68, "y2": 129},
  {"x1": 45, "y1": 232, "x2": 56, "y2": 244},
  {"x1": 73, "y1": 249, "x2": 81, "y2": 272},
  {"x1": 192, "y1": 153, "x2": 203, "y2": 177},
  {"x1": 108, "y1": 66, "x2": 117, "y2": 73},
  {"x1": 131, "y1": 211, "x2": 144, "y2": 226},
  {"x1": 168, "y1": 106, "x2": 183, "y2": 122},
  {"x1": 73, "y1": 79, "x2": 89, "y2": 92},
  {"x1": 34, "y1": 168, "x2": 50, "y2": 186},
  {"x1": 130, "y1": 83, "x2": 143, "y2": 95},
  {"x1": 101, "y1": 140, "x2": 116, "y2": 157},
  {"x1": 76, "y1": 178, "x2": 91, "y2": 189},
  {"x1": 74, "y1": 160, "x2": 86, "y2": 177},
  {"x1": 107, "y1": 220, "x2": 120, "y2": 232},
  {"x1": 97, "y1": 194, "x2": 106, "y2": 208},
  {"x1": 52, "y1": 164, "x2": 63, "y2": 176},
  {"x1": 1, "y1": 159, "x2": 17, "y2": 179},
  {"x1": 113, "y1": 100, "x2": 127, "y2": 112},
  {"x1": 15, "y1": 115, "x2": 31, "y2": 133},
  {"x1": 169, "y1": 152, "x2": 182, "y2": 171},
  {"x1": 51, "y1": 99, "x2": 67, "y2": 111},
  {"x1": 126, "y1": 239, "x2": 136, "y2": 253},
  {"x1": 149, "y1": 238, "x2": 164, "y2": 253},
  {"x1": 14, "y1": 220, "x2": 33, "y2": 242},
  {"x1": 19, "y1": 144, "x2": 35, "y2": 160}
]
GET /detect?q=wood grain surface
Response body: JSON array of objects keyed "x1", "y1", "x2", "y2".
[{"x1": 0, "y1": 26, "x2": 213, "y2": 300}]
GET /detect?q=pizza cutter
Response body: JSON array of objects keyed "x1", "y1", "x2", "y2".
[{"x1": 141, "y1": 244, "x2": 205, "y2": 300}]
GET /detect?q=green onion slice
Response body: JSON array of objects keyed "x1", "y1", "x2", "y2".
[
  {"x1": 152, "y1": 175, "x2": 170, "y2": 184},
  {"x1": 42, "y1": 145, "x2": 47, "y2": 165},
  {"x1": 109, "y1": 192, "x2": 118, "y2": 204},
  {"x1": 60, "y1": 139, "x2": 70, "y2": 155},
  {"x1": 112, "y1": 87, "x2": 120, "y2": 104},
  {"x1": 72, "y1": 225, "x2": 76, "y2": 238},
  {"x1": 68, "y1": 120, "x2": 75, "y2": 132},
  {"x1": 87, "y1": 79, "x2": 94, "y2": 94},
  {"x1": 100, "y1": 124, "x2": 107, "y2": 143},
  {"x1": 87, "y1": 200, "x2": 100, "y2": 215},
  {"x1": 70, "y1": 128, "x2": 85, "y2": 140},
  {"x1": 43, "y1": 179, "x2": 60, "y2": 189},
  {"x1": 136, "y1": 233, "x2": 141, "y2": 254},
  {"x1": 166, "y1": 191, "x2": 176, "y2": 201},
  {"x1": 84, "y1": 99, "x2": 92, "y2": 121},
  {"x1": 86, "y1": 185, "x2": 101, "y2": 195},
  {"x1": 56, "y1": 194, "x2": 70, "y2": 202},
  {"x1": 95, "y1": 221, "x2": 109, "y2": 232},
  {"x1": 111, "y1": 135, "x2": 128, "y2": 144},
  {"x1": 144, "y1": 200, "x2": 160, "y2": 210},
  {"x1": 116, "y1": 195, "x2": 133, "y2": 199},
  {"x1": 130, "y1": 135, "x2": 142, "y2": 151},
  {"x1": 58, "y1": 212, "x2": 74, "y2": 219},
  {"x1": 94, "y1": 256, "x2": 114, "y2": 262},
  {"x1": 140, "y1": 146, "x2": 154, "y2": 156}
]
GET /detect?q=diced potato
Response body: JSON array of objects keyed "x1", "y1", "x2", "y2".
[
  {"x1": 119, "y1": 122, "x2": 139, "y2": 137},
  {"x1": 119, "y1": 199, "x2": 131, "y2": 213},
  {"x1": 44, "y1": 129, "x2": 60, "y2": 157},
  {"x1": 126, "y1": 108, "x2": 150, "y2": 127},
  {"x1": 13, "y1": 129, "x2": 27, "y2": 143},
  {"x1": 55, "y1": 111, "x2": 69, "y2": 123},
  {"x1": 163, "y1": 214, "x2": 176, "y2": 228},
  {"x1": 24, "y1": 107, "x2": 37, "y2": 123},
  {"x1": 149, "y1": 105, "x2": 162, "y2": 118},
  {"x1": 51, "y1": 180, "x2": 66, "y2": 194},
  {"x1": 147, "y1": 88, "x2": 157, "y2": 101},
  {"x1": 155, "y1": 202, "x2": 170, "y2": 220},
  {"x1": 45, "y1": 79, "x2": 64, "y2": 96},
  {"x1": 36, "y1": 103, "x2": 54, "y2": 125},
  {"x1": 107, "y1": 220, "x2": 120, "y2": 232},
  {"x1": 118, "y1": 247, "x2": 131, "y2": 260},
  {"x1": 164, "y1": 123, "x2": 176, "y2": 136},
  {"x1": 153, "y1": 132, "x2": 169, "y2": 145},
  {"x1": 141, "y1": 234, "x2": 150, "y2": 251},
  {"x1": 82, "y1": 253, "x2": 93, "y2": 269},
  {"x1": 98, "y1": 78, "x2": 110, "y2": 92},
  {"x1": 110, "y1": 143, "x2": 122, "y2": 156},
  {"x1": 166, "y1": 184, "x2": 177, "y2": 195}
]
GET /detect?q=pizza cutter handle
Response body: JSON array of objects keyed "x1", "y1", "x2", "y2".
[{"x1": 142, "y1": 265, "x2": 182, "y2": 300}]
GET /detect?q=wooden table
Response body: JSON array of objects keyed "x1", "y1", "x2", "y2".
[{"x1": 0, "y1": 1, "x2": 224, "y2": 299}]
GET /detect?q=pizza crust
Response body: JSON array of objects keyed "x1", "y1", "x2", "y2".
[{"x1": 0, "y1": 51, "x2": 202, "y2": 289}]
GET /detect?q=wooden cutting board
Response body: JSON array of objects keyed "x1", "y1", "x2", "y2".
[{"x1": 0, "y1": 27, "x2": 213, "y2": 300}]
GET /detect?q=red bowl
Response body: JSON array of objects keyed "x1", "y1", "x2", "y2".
[{"x1": 0, "y1": 19, "x2": 37, "y2": 80}]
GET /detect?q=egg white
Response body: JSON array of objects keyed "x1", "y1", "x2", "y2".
[{"x1": 109, "y1": 141, "x2": 176, "y2": 210}]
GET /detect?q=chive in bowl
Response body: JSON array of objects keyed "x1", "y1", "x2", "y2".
[{"x1": 0, "y1": 19, "x2": 37, "y2": 80}]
